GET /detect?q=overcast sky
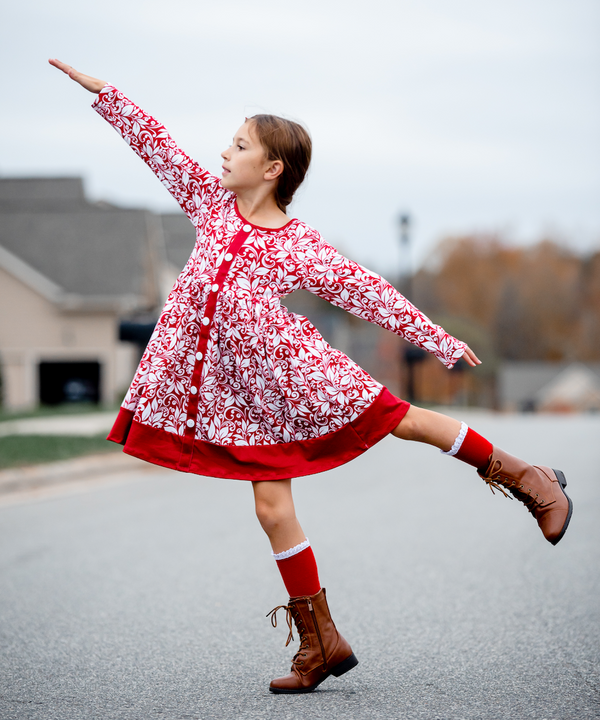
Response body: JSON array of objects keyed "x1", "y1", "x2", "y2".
[{"x1": 1, "y1": 0, "x2": 599, "y2": 275}]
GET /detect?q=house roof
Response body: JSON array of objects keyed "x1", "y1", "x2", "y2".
[
  {"x1": 160, "y1": 212, "x2": 195, "y2": 273},
  {"x1": 0, "y1": 177, "x2": 158, "y2": 312},
  {"x1": 499, "y1": 361, "x2": 600, "y2": 410},
  {"x1": 0, "y1": 242, "x2": 138, "y2": 312},
  {"x1": 0, "y1": 177, "x2": 87, "y2": 208},
  {"x1": 535, "y1": 363, "x2": 600, "y2": 411}
]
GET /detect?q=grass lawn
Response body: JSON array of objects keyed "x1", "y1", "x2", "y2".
[{"x1": 0, "y1": 435, "x2": 121, "y2": 470}]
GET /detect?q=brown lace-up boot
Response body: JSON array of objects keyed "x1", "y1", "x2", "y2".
[
  {"x1": 478, "y1": 448, "x2": 573, "y2": 545},
  {"x1": 267, "y1": 588, "x2": 358, "y2": 694}
]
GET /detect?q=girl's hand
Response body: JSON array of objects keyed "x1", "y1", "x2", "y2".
[
  {"x1": 461, "y1": 345, "x2": 482, "y2": 367},
  {"x1": 48, "y1": 59, "x2": 106, "y2": 94}
]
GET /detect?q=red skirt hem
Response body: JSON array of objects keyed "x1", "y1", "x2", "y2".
[{"x1": 107, "y1": 387, "x2": 409, "y2": 481}]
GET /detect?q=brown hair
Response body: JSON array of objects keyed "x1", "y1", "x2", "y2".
[{"x1": 249, "y1": 115, "x2": 312, "y2": 214}]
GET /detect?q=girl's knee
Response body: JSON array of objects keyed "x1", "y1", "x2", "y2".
[
  {"x1": 392, "y1": 413, "x2": 421, "y2": 441},
  {"x1": 253, "y1": 478, "x2": 297, "y2": 539},
  {"x1": 254, "y1": 496, "x2": 295, "y2": 534},
  {"x1": 392, "y1": 406, "x2": 438, "y2": 442},
  {"x1": 254, "y1": 497, "x2": 274, "y2": 529}
]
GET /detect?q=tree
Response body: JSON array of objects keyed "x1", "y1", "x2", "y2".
[{"x1": 414, "y1": 235, "x2": 600, "y2": 363}]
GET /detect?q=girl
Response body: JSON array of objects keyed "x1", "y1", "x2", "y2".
[{"x1": 49, "y1": 59, "x2": 572, "y2": 695}]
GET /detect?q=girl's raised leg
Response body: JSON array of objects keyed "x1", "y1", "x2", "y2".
[
  {"x1": 392, "y1": 405, "x2": 573, "y2": 545},
  {"x1": 391, "y1": 405, "x2": 463, "y2": 451}
]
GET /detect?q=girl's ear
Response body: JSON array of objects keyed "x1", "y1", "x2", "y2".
[{"x1": 265, "y1": 159, "x2": 284, "y2": 181}]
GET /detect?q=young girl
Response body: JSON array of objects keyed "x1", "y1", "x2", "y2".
[{"x1": 49, "y1": 59, "x2": 572, "y2": 695}]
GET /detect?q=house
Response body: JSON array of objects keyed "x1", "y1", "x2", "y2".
[
  {"x1": 0, "y1": 176, "x2": 194, "y2": 410},
  {"x1": 498, "y1": 362, "x2": 600, "y2": 412},
  {"x1": 535, "y1": 363, "x2": 600, "y2": 412}
]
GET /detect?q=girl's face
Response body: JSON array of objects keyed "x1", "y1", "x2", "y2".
[{"x1": 220, "y1": 121, "x2": 272, "y2": 193}]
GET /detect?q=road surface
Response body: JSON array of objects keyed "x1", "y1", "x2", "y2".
[{"x1": 1, "y1": 411, "x2": 599, "y2": 719}]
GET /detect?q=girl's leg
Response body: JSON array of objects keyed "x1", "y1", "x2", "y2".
[
  {"x1": 252, "y1": 478, "x2": 304, "y2": 553},
  {"x1": 254, "y1": 479, "x2": 358, "y2": 694},
  {"x1": 391, "y1": 405, "x2": 572, "y2": 545},
  {"x1": 392, "y1": 405, "x2": 492, "y2": 470},
  {"x1": 392, "y1": 405, "x2": 462, "y2": 450},
  {"x1": 253, "y1": 478, "x2": 320, "y2": 597}
]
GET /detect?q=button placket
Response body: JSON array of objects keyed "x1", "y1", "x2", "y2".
[{"x1": 178, "y1": 223, "x2": 253, "y2": 470}]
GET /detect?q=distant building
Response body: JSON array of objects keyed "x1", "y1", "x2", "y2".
[
  {"x1": 0, "y1": 177, "x2": 194, "y2": 410},
  {"x1": 499, "y1": 362, "x2": 600, "y2": 413}
]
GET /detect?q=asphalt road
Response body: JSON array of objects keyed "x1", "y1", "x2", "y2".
[{"x1": 1, "y1": 411, "x2": 599, "y2": 720}]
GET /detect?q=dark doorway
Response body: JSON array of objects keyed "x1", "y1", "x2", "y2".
[{"x1": 39, "y1": 361, "x2": 101, "y2": 405}]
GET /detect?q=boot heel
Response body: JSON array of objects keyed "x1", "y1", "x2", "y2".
[
  {"x1": 553, "y1": 469, "x2": 567, "y2": 488},
  {"x1": 331, "y1": 652, "x2": 359, "y2": 677}
]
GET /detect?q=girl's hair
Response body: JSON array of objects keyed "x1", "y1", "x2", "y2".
[{"x1": 249, "y1": 115, "x2": 312, "y2": 214}]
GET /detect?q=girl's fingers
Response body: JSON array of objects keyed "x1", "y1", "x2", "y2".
[
  {"x1": 462, "y1": 346, "x2": 482, "y2": 367},
  {"x1": 48, "y1": 58, "x2": 81, "y2": 83},
  {"x1": 48, "y1": 58, "x2": 74, "y2": 75},
  {"x1": 48, "y1": 59, "x2": 106, "y2": 93}
]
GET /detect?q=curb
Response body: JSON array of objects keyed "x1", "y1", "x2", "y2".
[
  {"x1": 0, "y1": 452, "x2": 156, "y2": 496},
  {"x1": 0, "y1": 411, "x2": 116, "y2": 438}
]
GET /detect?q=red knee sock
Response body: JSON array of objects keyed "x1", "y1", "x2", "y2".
[
  {"x1": 453, "y1": 426, "x2": 493, "y2": 472},
  {"x1": 274, "y1": 542, "x2": 321, "y2": 598}
]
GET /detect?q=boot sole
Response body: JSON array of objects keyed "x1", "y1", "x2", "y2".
[
  {"x1": 550, "y1": 469, "x2": 573, "y2": 546},
  {"x1": 331, "y1": 651, "x2": 359, "y2": 677},
  {"x1": 269, "y1": 653, "x2": 359, "y2": 694}
]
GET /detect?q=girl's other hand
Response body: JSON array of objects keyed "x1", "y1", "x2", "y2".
[
  {"x1": 461, "y1": 345, "x2": 482, "y2": 367},
  {"x1": 48, "y1": 59, "x2": 106, "y2": 94}
]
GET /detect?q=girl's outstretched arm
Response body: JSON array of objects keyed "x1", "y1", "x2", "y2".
[
  {"x1": 48, "y1": 59, "x2": 106, "y2": 93},
  {"x1": 297, "y1": 238, "x2": 480, "y2": 369},
  {"x1": 48, "y1": 60, "x2": 221, "y2": 221}
]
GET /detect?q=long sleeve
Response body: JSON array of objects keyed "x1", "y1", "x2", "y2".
[
  {"x1": 92, "y1": 85, "x2": 223, "y2": 222},
  {"x1": 297, "y1": 235, "x2": 466, "y2": 369}
]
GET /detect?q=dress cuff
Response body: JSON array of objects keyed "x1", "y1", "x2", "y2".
[{"x1": 91, "y1": 83, "x2": 116, "y2": 109}]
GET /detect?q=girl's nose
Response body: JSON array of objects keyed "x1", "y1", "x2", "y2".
[{"x1": 221, "y1": 147, "x2": 229, "y2": 160}]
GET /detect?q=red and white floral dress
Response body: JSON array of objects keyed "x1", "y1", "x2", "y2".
[{"x1": 95, "y1": 85, "x2": 466, "y2": 481}]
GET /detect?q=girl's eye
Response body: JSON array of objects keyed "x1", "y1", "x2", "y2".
[{"x1": 237, "y1": 145, "x2": 244, "y2": 151}]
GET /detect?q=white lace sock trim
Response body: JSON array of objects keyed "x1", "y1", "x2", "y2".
[
  {"x1": 440, "y1": 422, "x2": 469, "y2": 456},
  {"x1": 272, "y1": 538, "x2": 310, "y2": 561}
]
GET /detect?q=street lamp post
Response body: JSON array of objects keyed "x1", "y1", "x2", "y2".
[
  {"x1": 398, "y1": 212, "x2": 425, "y2": 402},
  {"x1": 399, "y1": 213, "x2": 411, "y2": 297}
]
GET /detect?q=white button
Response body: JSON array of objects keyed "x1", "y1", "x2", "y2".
[
  {"x1": 190, "y1": 386, "x2": 197, "y2": 394},
  {"x1": 186, "y1": 419, "x2": 195, "y2": 428},
  {"x1": 196, "y1": 351, "x2": 203, "y2": 361},
  {"x1": 243, "y1": 224, "x2": 252, "y2": 232},
  {"x1": 211, "y1": 283, "x2": 219, "y2": 292},
  {"x1": 224, "y1": 253, "x2": 233, "y2": 262},
  {"x1": 202, "y1": 317, "x2": 210, "y2": 326}
]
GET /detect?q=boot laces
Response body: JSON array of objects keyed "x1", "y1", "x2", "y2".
[
  {"x1": 266, "y1": 604, "x2": 309, "y2": 666},
  {"x1": 482, "y1": 460, "x2": 543, "y2": 514},
  {"x1": 481, "y1": 460, "x2": 513, "y2": 499},
  {"x1": 266, "y1": 604, "x2": 295, "y2": 646},
  {"x1": 289, "y1": 606, "x2": 310, "y2": 668}
]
